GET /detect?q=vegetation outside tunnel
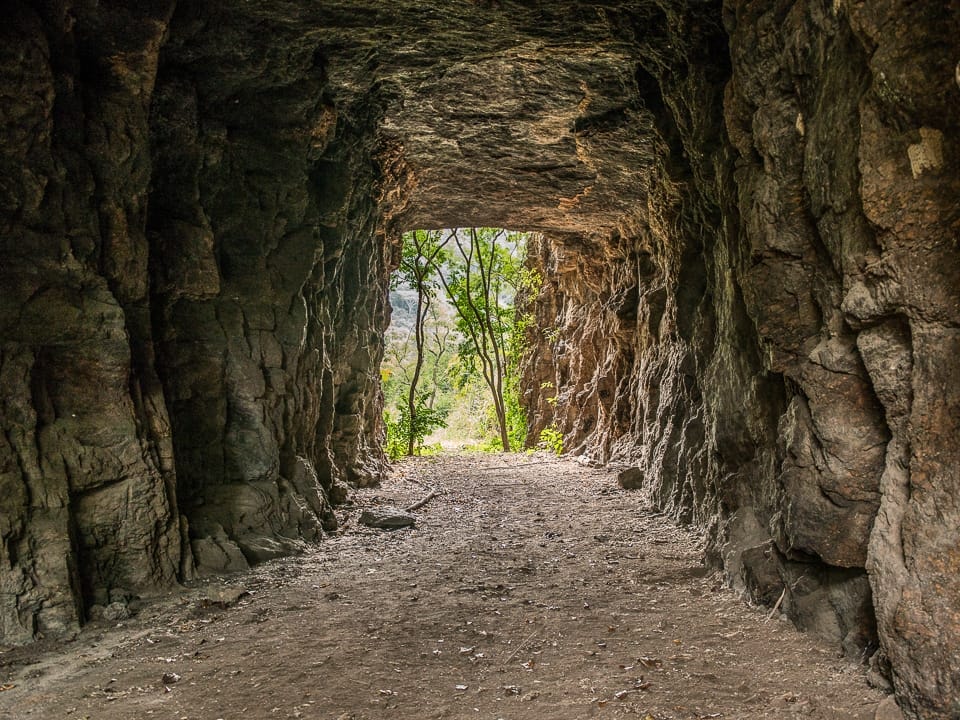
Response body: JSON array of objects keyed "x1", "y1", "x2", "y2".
[{"x1": 383, "y1": 227, "x2": 545, "y2": 457}]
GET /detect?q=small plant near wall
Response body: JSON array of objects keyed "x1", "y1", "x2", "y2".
[
  {"x1": 539, "y1": 380, "x2": 559, "y2": 407},
  {"x1": 544, "y1": 326, "x2": 562, "y2": 344},
  {"x1": 537, "y1": 424, "x2": 564, "y2": 455},
  {"x1": 384, "y1": 403, "x2": 447, "y2": 460}
]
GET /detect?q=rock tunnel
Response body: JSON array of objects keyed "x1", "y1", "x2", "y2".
[{"x1": 0, "y1": 1, "x2": 958, "y2": 717}]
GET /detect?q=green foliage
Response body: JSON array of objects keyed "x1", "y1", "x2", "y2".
[
  {"x1": 384, "y1": 401, "x2": 448, "y2": 460},
  {"x1": 505, "y1": 386, "x2": 527, "y2": 451},
  {"x1": 537, "y1": 424, "x2": 564, "y2": 455},
  {"x1": 539, "y1": 381, "x2": 558, "y2": 407},
  {"x1": 383, "y1": 227, "x2": 535, "y2": 454},
  {"x1": 389, "y1": 229, "x2": 456, "y2": 455},
  {"x1": 435, "y1": 228, "x2": 529, "y2": 451},
  {"x1": 394, "y1": 229, "x2": 447, "y2": 292},
  {"x1": 472, "y1": 383, "x2": 526, "y2": 453},
  {"x1": 384, "y1": 412, "x2": 407, "y2": 461}
]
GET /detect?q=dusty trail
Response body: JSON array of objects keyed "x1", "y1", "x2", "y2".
[{"x1": 0, "y1": 454, "x2": 884, "y2": 719}]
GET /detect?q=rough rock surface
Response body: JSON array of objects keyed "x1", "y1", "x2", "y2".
[
  {"x1": 520, "y1": 2, "x2": 959, "y2": 718},
  {"x1": 617, "y1": 467, "x2": 645, "y2": 490},
  {"x1": 358, "y1": 507, "x2": 416, "y2": 530},
  {"x1": 0, "y1": 1, "x2": 957, "y2": 717},
  {"x1": 0, "y1": 0, "x2": 388, "y2": 643},
  {"x1": 0, "y1": 1, "x2": 184, "y2": 644}
]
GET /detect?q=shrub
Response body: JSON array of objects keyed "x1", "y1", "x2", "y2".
[
  {"x1": 384, "y1": 402, "x2": 448, "y2": 460},
  {"x1": 537, "y1": 424, "x2": 564, "y2": 455}
]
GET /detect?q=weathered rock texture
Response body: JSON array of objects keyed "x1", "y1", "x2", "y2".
[
  {"x1": 1, "y1": 1, "x2": 957, "y2": 717},
  {"x1": 1, "y1": 0, "x2": 388, "y2": 643},
  {"x1": 521, "y1": 3, "x2": 960, "y2": 718},
  {"x1": 1, "y1": 1, "x2": 183, "y2": 644}
]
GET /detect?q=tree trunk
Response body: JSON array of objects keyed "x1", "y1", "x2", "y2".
[{"x1": 406, "y1": 274, "x2": 429, "y2": 456}]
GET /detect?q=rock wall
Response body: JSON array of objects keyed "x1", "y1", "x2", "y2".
[
  {"x1": 149, "y1": 2, "x2": 389, "y2": 574},
  {"x1": 1, "y1": 1, "x2": 957, "y2": 716},
  {"x1": 0, "y1": 0, "x2": 183, "y2": 644},
  {"x1": 0, "y1": 0, "x2": 389, "y2": 642},
  {"x1": 522, "y1": 1, "x2": 960, "y2": 717}
]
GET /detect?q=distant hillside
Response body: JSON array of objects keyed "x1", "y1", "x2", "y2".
[{"x1": 388, "y1": 289, "x2": 419, "y2": 334}]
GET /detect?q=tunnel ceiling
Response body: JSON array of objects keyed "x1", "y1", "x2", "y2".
[{"x1": 161, "y1": 1, "x2": 724, "y2": 238}]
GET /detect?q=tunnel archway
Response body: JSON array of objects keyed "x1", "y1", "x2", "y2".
[{"x1": 1, "y1": 2, "x2": 958, "y2": 717}]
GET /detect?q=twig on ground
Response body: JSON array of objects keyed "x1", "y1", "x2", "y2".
[
  {"x1": 501, "y1": 629, "x2": 539, "y2": 667},
  {"x1": 405, "y1": 489, "x2": 441, "y2": 512},
  {"x1": 767, "y1": 587, "x2": 786, "y2": 620}
]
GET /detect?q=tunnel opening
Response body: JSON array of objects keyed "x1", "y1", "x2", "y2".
[{"x1": 383, "y1": 227, "x2": 538, "y2": 457}]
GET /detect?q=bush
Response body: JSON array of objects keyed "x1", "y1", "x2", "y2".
[
  {"x1": 384, "y1": 402, "x2": 448, "y2": 460},
  {"x1": 537, "y1": 424, "x2": 564, "y2": 455},
  {"x1": 384, "y1": 412, "x2": 407, "y2": 460}
]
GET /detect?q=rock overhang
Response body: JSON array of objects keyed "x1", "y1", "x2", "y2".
[
  {"x1": 169, "y1": 0, "x2": 715, "y2": 238},
  {"x1": 375, "y1": 41, "x2": 662, "y2": 236}
]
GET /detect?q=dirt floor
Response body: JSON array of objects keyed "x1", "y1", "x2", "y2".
[{"x1": 1, "y1": 454, "x2": 888, "y2": 720}]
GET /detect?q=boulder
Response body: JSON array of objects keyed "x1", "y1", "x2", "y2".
[
  {"x1": 617, "y1": 467, "x2": 644, "y2": 490},
  {"x1": 359, "y1": 507, "x2": 416, "y2": 529}
]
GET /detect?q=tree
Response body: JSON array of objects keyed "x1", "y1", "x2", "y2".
[
  {"x1": 393, "y1": 229, "x2": 452, "y2": 455},
  {"x1": 423, "y1": 301, "x2": 457, "y2": 410},
  {"x1": 433, "y1": 228, "x2": 525, "y2": 452}
]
